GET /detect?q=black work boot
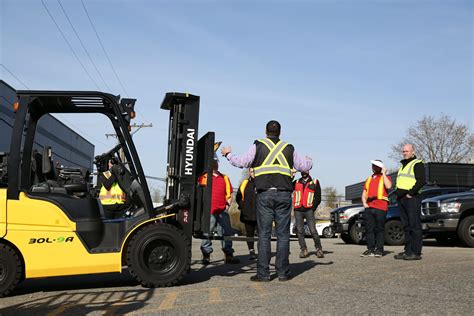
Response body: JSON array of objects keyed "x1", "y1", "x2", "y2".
[
  {"x1": 249, "y1": 249, "x2": 257, "y2": 260},
  {"x1": 224, "y1": 254, "x2": 240, "y2": 264},
  {"x1": 394, "y1": 252, "x2": 406, "y2": 260},
  {"x1": 201, "y1": 253, "x2": 210, "y2": 265}
]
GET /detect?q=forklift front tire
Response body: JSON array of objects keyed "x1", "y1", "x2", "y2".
[
  {"x1": 126, "y1": 223, "x2": 190, "y2": 288},
  {"x1": 0, "y1": 244, "x2": 23, "y2": 297}
]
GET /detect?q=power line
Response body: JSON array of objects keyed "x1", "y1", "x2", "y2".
[
  {"x1": 80, "y1": 0, "x2": 129, "y2": 97},
  {"x1": 0, "y1": 64, "x2": 30, "y2": 89},
  {"x1": 80, "y1": 0, "x2": 152, "y2": 125},
  {"x1": 40, "y1": 0, "x2": 101, "y2": 90},
  {"x1": 56, "y1": 0, "x2": 112, "y2": 92},
  {"x1": 0, "y1": 63, "x2": 113, "y2": 149},
  {"x1": 52, "y1": 113, "x2": 112, "y2": 148}
]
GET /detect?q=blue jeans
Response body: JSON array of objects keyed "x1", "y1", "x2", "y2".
[
  {"x1": 256, "y1": 190, "x2": 292, "y2": 279},
  {"x1": 399, "y1": 196, "x2": 422, "y2": 256},
  {"x1": 201, "y1": 211, "x2": 234, "y2": 256}
]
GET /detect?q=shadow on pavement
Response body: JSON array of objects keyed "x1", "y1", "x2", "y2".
[
  {"x1": 1, "y1": 285, "x2": 154, "y2": 315},
  {"x1": 183, "y1": 253, "x2": 332, "y2": 285},
  {"x1": 422, "y1": 239, "x2": 467, "y2": 248}
]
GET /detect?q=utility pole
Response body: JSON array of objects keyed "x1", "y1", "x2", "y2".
[{"x1": 105, "y1": 122, "x2": 153, "y2": 162}]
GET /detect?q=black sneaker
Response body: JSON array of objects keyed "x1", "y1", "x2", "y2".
[
  {"x1": 201, "y1": 253, "x2": 210, "y2": 265},
  {"x1": 249, "y1": 250, "x2": 256, "y2": 260},
  {"x1": 374, "y1": 250, "x2": 383, "y2": 258},
  {"x1": 360, "y1": 250, "x2": 375, "y2": 257},
  {"x1": 224, "y1": 255, "x2": 240, "y2": 264},
  {"x1": 403, "y1": 254, "x2": 422, "y2": 261},
  {"x1": 394, "y1": 252, "x2": 406, "y2": 260},
  {"x1": 278, "y1": 275, "x2": 293, "y2": 282},
  {"x1": 250, "y1": 275, "x2": 271, "y2": 282}
]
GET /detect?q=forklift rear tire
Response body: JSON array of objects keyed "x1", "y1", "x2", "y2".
[
  {"x1": 126, "y1": 223, "x2": 191, "y2": 288},
  {"x1": 0, "y1": 244, "x2": 23, "y2": 297}
]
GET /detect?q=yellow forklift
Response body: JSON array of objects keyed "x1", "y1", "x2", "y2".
[{"x1": 0, "y1": 88, "x2": 218, "y2": 296}]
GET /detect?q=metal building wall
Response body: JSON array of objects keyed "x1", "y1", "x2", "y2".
[{"x1": 0, "y1": 80, "x2": 94, "y2": 170}]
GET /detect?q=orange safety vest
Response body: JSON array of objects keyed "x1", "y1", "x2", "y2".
[
  {"x1": 293, "y1": 179, "x2": 317, "y2": 209},
  {"x1": 364, "y1": 175, "x2": 388, "y2": 201}
]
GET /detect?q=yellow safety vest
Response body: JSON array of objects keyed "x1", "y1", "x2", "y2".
[
  {"x1": 99, "y1": 171, "x2": 126, "y2": 205},
  {"x1": 364, "y1": 175, "x2": 388, "y2": 201},
  {"x1": 396, "y1": 159, "x2": 423, "y2": 191},
  {"x1": 239, "y1": 179, "x2": 249, "y2": 201},
  {"x1": 253, "y1": 138, "x2": 292, "y2": 177}
]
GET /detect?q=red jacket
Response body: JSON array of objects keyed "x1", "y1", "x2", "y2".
[
  {"x1": 198, "y1": 171, "x2": 232, "y2": 214},
  {"x1": 364, "y1": 174, "x2": 391, "y2": 211}
]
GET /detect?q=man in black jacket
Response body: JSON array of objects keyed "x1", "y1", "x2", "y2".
[
  {"x1": 293, "y1": 171, "x2": 324, "y2": 258},
  {"x1": 394, "y1": 143, "x2": 426, "y2": 260},
  {"x1": 236, "y1": 168, "x2": 258, "y2": 260}
]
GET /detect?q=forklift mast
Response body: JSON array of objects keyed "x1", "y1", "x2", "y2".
[{"x1": 160, "y1": 93, "x2": 214, "y2": 240}]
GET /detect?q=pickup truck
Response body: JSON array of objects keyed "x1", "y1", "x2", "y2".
[
  {"x1": 330, "y1": 204, "x2": 365, "y2": 244},
  {"x1": 421, "y1": 190, "x2": 474, "y2": 247},
  {"x1": 334, "y1": 187, "x2": 472, "y2": 245}
]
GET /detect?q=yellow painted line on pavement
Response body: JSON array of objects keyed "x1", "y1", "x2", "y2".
[
  {"x1": 157, "y1": 292, "x2": 179, "y2": 310},
  {"x1": 208, "y1": 287, "x2": 222, "y2": 303}
]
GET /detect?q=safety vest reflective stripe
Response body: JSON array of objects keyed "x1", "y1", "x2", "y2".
[
  {"x1": 294, "y1": 191, "x2": 301, "y2": 207},
  {"x1": 307, "y1": 191, "x2": 314, "y2": 206},
  {"x1": 239, "y1": 179, "x2": 249, "y2": 201},
  {"x1": 99, "y1": 183, "x2": 126, "y2": 205},
  {"x1": 260, "y1": 140, "x2": 290, "y2": 168},
  {"x1": 254, "y1": 139, "x2": 291, "y2": 177},
  {"x1": 293, "y1": 180, "x2": 316, "y2": 208},
  {"x1": 99, "y1": 171, "x2": 125, "y2": 205},
  {"x1": 365, "y1": 176, "x2": 388, "y2": 201},
  {"x1": 396, "y1": 159, "x2": 423, "y2": 191}
]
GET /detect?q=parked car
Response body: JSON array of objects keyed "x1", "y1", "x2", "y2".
[
  {"x1": 348, "y1": 187, "x2": 473, "y2": 245},
  {"x1": 330, "y1": 204, "x2": 365, "y2": 244},
  {"x1": 290, "y1": 220, "x2": 335, "y2": 238},
  {"x1": 421, "y1": 190, "x2": 474, "y2": 247}
]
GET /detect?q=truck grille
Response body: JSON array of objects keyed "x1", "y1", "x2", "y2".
[
  {"x1": 330, "y1": 212, "x2": 339, "y2": 224},
  {"x1": 421, "y1": 202, "x2": 439, "y2": 215}
]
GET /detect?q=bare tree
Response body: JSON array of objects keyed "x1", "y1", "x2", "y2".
[
  {"x1": 390, "y1": 115, "x2": 473, "y2": 163},
  {"x1": 151, "y1": 187, "x2": 163, "y2": 204},
  {"x1": 323, "y1": 186, "x2": 339, "y2": 209}
]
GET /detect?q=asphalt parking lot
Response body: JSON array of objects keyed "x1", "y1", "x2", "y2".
[{"x1": 1, "y1": 237, "x2": 473, "y2": 315}]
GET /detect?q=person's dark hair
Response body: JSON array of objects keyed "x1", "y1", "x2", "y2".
[
  {"x1": 109, "y1": 156, "x2": 119, "y2": 165},
  {"x1": 266, "y1": 120, "x2": 281, "y2": 137}
]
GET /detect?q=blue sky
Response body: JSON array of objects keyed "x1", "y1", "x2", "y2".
[{"x1": 1, "y1": 0, "x2": 472, "y2": 196}]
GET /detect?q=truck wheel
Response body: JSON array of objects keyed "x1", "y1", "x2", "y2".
[
  {"x1": 0, "y1": 244, "x2": 23, "y2": 297},
  {"x1": 340, "y1": 233, "x2": 352, "y2": 244},
  {"x1": 322, "y1": 227, "x2": 335, "y2": 238},
  {"x1": 349, "y1": 224, "x2": 364, "y2": 245},
  {"x1": 457, "y1": 215, "x2": 474, "y2": 247},
  {"x1": 126, "y1": 223, "x2": 191, "y2": 287},
  {"x1": 384, "y1": 220, "x2": 405, "y2": 246}
]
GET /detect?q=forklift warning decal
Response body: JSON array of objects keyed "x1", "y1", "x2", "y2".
[
  {"x1": 29, "y1": 237, "x2": 74, "y2": 244},
  {"x1": 184, "y1": 128, "x2": 195, "y2": 175}
]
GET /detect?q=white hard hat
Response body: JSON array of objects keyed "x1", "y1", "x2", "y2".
[{"x1": 370, "y1": 160, "x2": 384, "y2": 169}]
